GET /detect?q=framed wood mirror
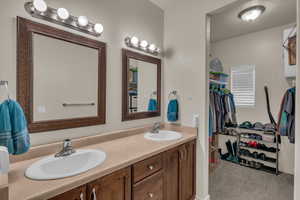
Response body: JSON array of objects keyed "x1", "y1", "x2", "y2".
[
  {"x1": 17, "y1": 17, "x2": 106, "y2": 133},
  {"x1": 122, "y1": 49, "x2": 161, "y2": 121}
]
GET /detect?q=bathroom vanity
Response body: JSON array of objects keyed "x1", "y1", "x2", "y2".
[
  {"x1": 50, "y1": 140, "x2": 195, "y2": 200},
  {"x1": 8, "y1": 125, "x2": 197, "y2": 200}
]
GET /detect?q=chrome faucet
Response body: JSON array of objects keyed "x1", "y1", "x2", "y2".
[
  {"x1": 55, "y1": 139, "x2": 76, "y2": 157},
  {"x1": 150, "y1": 122, "x2": 161, "y2": 134}
]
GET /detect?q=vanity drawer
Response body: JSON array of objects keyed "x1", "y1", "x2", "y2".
[
  {"x1": 133, "y1": 171, "x2": 163, "y2": 200},
  {"x1": 133, "y1": 154, "x2": 162, "y2": 183}
]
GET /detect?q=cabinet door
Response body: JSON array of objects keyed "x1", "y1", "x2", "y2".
[
  {"x1": 179, "y1": 141, "x2": 196, "y2": 200},
  {"x1": 49, "y1": 185, "x2": 86, "y2": 200},
  {"x1": 87, "y1": 167, "x2": 131, "y2": 200},
  {"x1": 163, "y1": 147, "x2": 180, "y2": 200}
]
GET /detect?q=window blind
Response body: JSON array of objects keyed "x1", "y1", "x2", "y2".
[{"x1": 231, "y1": 65, "x2": 256, "y2": 107}]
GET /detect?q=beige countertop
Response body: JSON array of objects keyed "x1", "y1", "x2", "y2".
[{"x1": 8, "y1": 125, "x2": 197, "y2": 200}]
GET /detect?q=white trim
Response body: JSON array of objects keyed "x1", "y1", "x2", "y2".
[{"x1": 195, "y1": 194, "x2": 210, "y2": 200}]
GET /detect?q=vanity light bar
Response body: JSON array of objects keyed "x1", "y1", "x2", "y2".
[
  {"x1": 125, "y1": 36, "x2": 161, "y2": 55},
  {"x1": 24, "y1": 0, "x2": 103, "y2": 37}
]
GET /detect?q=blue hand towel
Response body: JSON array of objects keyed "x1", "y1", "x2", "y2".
[
  {"x1": 0, "y1": 102, "x2": 14, "y2": 154},
  {"x1": 6, "y1": 100, "x2": 30, "y2": 155},
  {"x1": 167, "y1": 99, "x2": 179, "y2": 122},
  {"x1": 148, "y1": 98, "x2": 157, "y2": 112}
]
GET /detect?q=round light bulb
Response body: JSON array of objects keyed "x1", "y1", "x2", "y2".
[
  {"x1": 149, "y1": 44, "x2": 156, "y2": 51},
  {"x1": 33, "y1": 0, "x2": 47, "y2": 12},
  {"x1": 78, "y1": 16, "x2": 89, "y2": 27},
  {"x1": 130, "y1": 36, "x2": 139, "y2": 46},
  {"x1": 57, "y1": 8, "x2": 69, "y2": 20},
  {"x1": 156, "y1": 48, "x2": 161, "y2": 53},
  {"x1": 94, "y1": 23, "x2": 104, "y2": 34},
  {"x1": 140, "y1": 40, "x2": 148, "y2": 48}
]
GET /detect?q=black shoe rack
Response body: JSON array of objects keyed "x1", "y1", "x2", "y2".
[{"x1": 237, "y1": 128, "x2": 280, "y2": 175}]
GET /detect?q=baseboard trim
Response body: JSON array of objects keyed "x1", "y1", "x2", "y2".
[{"x1": 195, "y1": 194, "x2": 210, "y2": 200}]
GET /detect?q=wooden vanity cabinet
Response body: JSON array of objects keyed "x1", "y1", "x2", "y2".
[
  {"x1": 179, "y1": 141, "x2": 196, "y2": 200},
  {"x1": 164, "y1": 140, "x2": 196, "y2": 200},
  {"x1": 87, "y1": 167, "x2": 131, "y2": 200},
  {"x1": 49, "y1": 185, "x2": 87, "y2": 200},
  {"x1": 49, "y1": 140, "x2": 196, "y2": 200}
]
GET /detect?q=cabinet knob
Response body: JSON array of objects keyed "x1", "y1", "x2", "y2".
[
  {"x1": 148, "y1": 193, "x2": 154, "y2": 198},
  {"x1": 148, "y1": 165, "x2": 154, "y2": 170}
]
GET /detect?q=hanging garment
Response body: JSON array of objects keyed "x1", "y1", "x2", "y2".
[
  {"x1": 209, "y1": 88, "x2": 237, "y2": 135},
  {"x1": 278, "y1": 87, "x2": 295, "y2": 143}
]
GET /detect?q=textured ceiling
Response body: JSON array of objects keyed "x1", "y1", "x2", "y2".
[{"x1": 211, "y1": 0, "x2": 297, "y2": 42}]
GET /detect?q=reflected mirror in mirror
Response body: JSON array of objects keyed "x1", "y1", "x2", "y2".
[
  {"x1": 128, "y1": 58, "x2": 158, "y2": 113},
  {"x1": 33, "y1": 33, "x2": 99, "y2": 122}
]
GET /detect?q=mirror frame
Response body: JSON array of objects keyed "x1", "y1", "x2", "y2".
[
  {"x1": 17, "y1": 17, "x2": 107, "y2": 133},
  {"x1": 122, "y1": 49, "x2": 161, "y2": 121}
]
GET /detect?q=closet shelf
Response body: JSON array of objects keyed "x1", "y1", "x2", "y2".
[
  {"x1": 239, "y1": 162, "x2": 278, "y2": 175},
  {"x1": 240, "y1": 146, "x2": 279, "y2": 154},
  {"x1": 218, "y1": 133, "x2": 237, "y2": 137},
  {"x1": 209, "y1": 79, "x2": 228, "y2": 85},
  {"x1": 239, "y1": 154, "x2": 276, "y2": 164},
  {"x1": 240, "y1": 136, "x2": 275, "y2": 144}
]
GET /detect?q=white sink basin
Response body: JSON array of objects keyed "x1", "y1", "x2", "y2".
[
  {"x1": 144, "y1": 130, "x2": 183, "y2": 141},
  {"x1": 25, "y1": 149, "x2": 106, "y2": 180}
]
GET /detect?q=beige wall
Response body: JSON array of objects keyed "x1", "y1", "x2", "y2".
[
  {"x1": 0, "y1": 0, "x2": 164, "y2": 146},
  {"x1": 163, "y1": 0, "x2": 237, "y2": 199}
]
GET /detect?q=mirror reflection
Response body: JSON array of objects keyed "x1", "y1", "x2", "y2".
[
  {"x1": 33, "y1": 33, "x2": 99, "y2": 122},
  {"x1": 128, "y1": 58, "x2": 157, "y2": 113}
]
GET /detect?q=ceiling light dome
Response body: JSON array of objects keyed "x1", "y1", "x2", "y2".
[{"x1": 238, "y1": 5, "x2": 266, "y2": 22}]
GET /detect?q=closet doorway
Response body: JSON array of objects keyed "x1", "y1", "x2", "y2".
[{"x1": 207, "y1": 1, "x2": 296, "y2": 200}]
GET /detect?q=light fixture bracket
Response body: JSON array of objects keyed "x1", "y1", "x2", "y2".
[{"x1": 24, "y1": 1, "x2": 102, "y2": 37}]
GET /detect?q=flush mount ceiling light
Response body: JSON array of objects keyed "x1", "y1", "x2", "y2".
[
  {"x1": 125, "y1": 36, "x2": 161, "y2": 55},
  {"x1": 238, "y1": 5, "x2": 266, "y2": 22},
  {"x1": 24, "y1": 1, "x2": 104, "y2": 37}
]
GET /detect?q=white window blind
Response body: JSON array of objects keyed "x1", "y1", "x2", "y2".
[{"x1": 231, "y1": 65, "x2": 256, "y2": 107}]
